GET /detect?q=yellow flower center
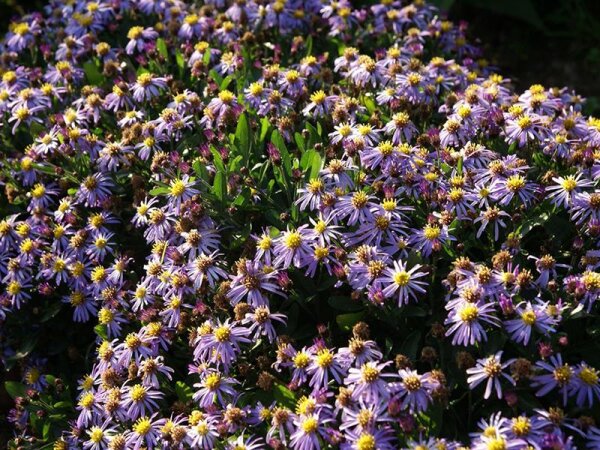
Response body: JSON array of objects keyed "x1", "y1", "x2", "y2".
[
  {"x1": 423, "y1": 224, "x2": 441, "y2": 240},
  {"x1": 170, "y1": 179, "x2": 186, "y2": 197},
  {"x1": 302, "y1": 417, "x2": 318, "y2": 434},
  {"x1": 553, "y1": 365, "x2": 572, "y2": 385},
  {"x1": 486, "y1": 438, "x2": 506, "y2": 450},
  {"x1": 356, "y1": 433, "x2": 376, "y2": 450},
  {"x1": 459, "y1": 303, "x2": 479, "y2": 322},
  {"x1": 218, "y1": 90, "x2": 234, "y2": 104},
  {"x1": 361, "y1": 365, "x2": 380, "y2": 383},
  {"x1": 560, "y1": 177, "x2": 577, "y2": 192},
  {"x1": 130, "y1": 384, "x2": 146, "y2": 402},
  {"x1": 293, "y1": 352, "x2": 310, "y2": 368},
  {"x1": 316, "y1": 349, "x2": 334, "y2": 368},
  {"x1": 579, "y1": 367, "x2": 599, "y2": 385},
  {"x1": 310, "y1": 91, "x2": 327, "y2": 104},
  {"x1": 511, "y1": 417, "x2": 531, "y2": 436},
  {"x1": 205, "y1": 373, "x2": 221, "y2": 390},
  {"x1": 506, "y1": 175, "x2": 526, "y2": 192},
  {"x1": 284, "y1": 231, "x2": 302, "y2": 250},
  {"x1": 214, "y1": 326, "x2": 231, "y2": 342},
  {"x1": 521, "y1": 310, "x2": 536, "y2": 326},
  {"x1": 133, "y1": 417, "x2": 152, "y2": 435},
  {"x1": 127, "y1": 26, "x2": 144, "y2": 39}
]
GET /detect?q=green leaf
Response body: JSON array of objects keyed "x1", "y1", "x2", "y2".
[
  {"x1": 94, "y1": 324, "x2": 108, "y2": 340},
  {"x1": 210, "y1": 146, "x2": 226, "y2": 173},
  {"x1": 213, "y1": 171, "x2": 226, "y2": 201},
  {"x1": 328, "y1": 296, "x2": 363, "y2": 312},
  {"x1": 259, "y1": 118, "x2": 271, "y2": 143},
  {"x1": 175, "y1": 51, "x2": 185, "y2": 71},
  {"x1": 156, "y1": 38, "x2": 169, "y2": 59},
  {"x1": 400, "y1": 331, "x2": 421, "y2": 360},
  {"x1": 271, "y1": 130, "x2": 291, "y2": 173},
  {"x1": 4, "y1": 381, "x2": 27, "y2": 399},
  {"x1": 193, "y1": 159, "x2": 209, "y2": 182},
  {"x1": 40, "y1": 301, "x2": 62, "y2": 322},
  {"x1": 148, "y1": 186, "x2": 170, "y2": 196},
  {"x1": 220, "y1": 75, "x2": 234, "y2": 91},
  {"x1": 175, "y1": 381, "x2": 193, "y2": 402},
  {"x1": 273, "y1": 382, "x2": 296, "y2": 408},
  {"x1": 235, "y1": 113, "x2": 251, "y2": 163},
  {"x1": 209, "y1": 69, "x2": 223, "y2": 87},
  {"x1": 82, "y1": 61, "x2": 103, "y2": 85},
  {"x1": 336, "y1": 311, "x2": 365, "y2": 331},
  {"x1": 294, "y1": 132, "x2": 306, "y2": 152}
]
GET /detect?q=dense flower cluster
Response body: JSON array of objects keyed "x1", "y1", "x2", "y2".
[{"x1": 1, "y1": 0, "x2": 600, "y2": 449}]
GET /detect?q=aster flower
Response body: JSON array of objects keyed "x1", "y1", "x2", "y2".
[
  {"x1": 273, "y1": 226, "x2": 314, "y2": 269},
  {"x1": 193, "y1": 370, "x2": 239, "y2": 407},
  {"x1": 532, "y1": 354, "x2": 575, "y2": 405},
  {"x1": 409, "y1": 223, "x2": 453, "y2": 258},
  {"x1": 473, "y1": 206, "x2": 510, "y2": 240},
  {"x1": 491, "y1": 174, "x2": 538, "y2": 206},
  {"x1": 504, "y1": 300, "x2": 556, "y2": 345},
  {"x1": 290, "y1": 413, "x2": 332, "y2": 450},
  {"x1": 569, "y1": 362, "x2": 600, "y2": 408},
  {"x1": 226, "y1": 434, "x2": 264, "y2": 450},
  {"x1": 83, "y1": 419, "x2": 117, "y2": 450},
  {"x1": 187, "y1": 417, "x2": 219, "y2": 449},
  {"x1": 194, "y1": 319, "x2": 251, "y2": 370},
  {"x1": 466, "y1": 351, "x2": 516, "y2": 399},
  {"x1": 341, "y1": 428, "x2": 395, "y2": 450},
  {"x1": 243, "y1": 305, "x2": 287, "y2": 342},
  {"x1": 76, "y1": 173, "x2": 114, "y2": 207},
  {"x1": 391, "y1": 369, "x2": 437, "y2": 413},
  {"x1": 125, "y1": 26, "x2": 158, "y2": 54},
  {"x1": 131, "y1": 73, "x2": 168, "y2": 102},
  {"x1": 338, "y1": 337, "x2": 383, "y2": 367},
  {"x1": 122, "y1": 383, "x2": 163, "y2": 419},
  {"x1": 445, "y1": 300, "x2": 500, "y2": 346},
  {"x1": 167, "y1": 175, "x2": 199, "y2": 212},
  {"x1": 380, "y1": 260, "x2": 427, "y2": 306},
  {"x1": 546, "y1": 173, "x2": 593, "y2": 208},
  {"x1": 306, "y1": 346, "x2": 346, "y2": 390},
  {"x1": 126, "y1": 414, "x2": 166, "y2": 450},
  {"x1": 228, "y1": 260, "x2": 283, "y2": 307},
  {"x1": 296, "y1": 178, "x2": 326, "y2": 211},
  {"x1": 344, "y1": 361, "x2": 394, "y2": 402},
  {"x1": 504, "y1": 113, "x2": 548, "y2": 147}
]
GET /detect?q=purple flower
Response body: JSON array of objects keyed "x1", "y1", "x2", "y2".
[
  {"x1": 504, "y1": 301, "x2": 556, "y2": 345},
  {"x1": 532, "y1": 354, "x2": 575, "y2": 405},
  {"x1": 122, "y1": 383, "x2": 163, "y2": 419},
  {"x1": 344, "y1": 361, "x2": 394, "y2": 402},
  {"x1": 193, "y1": 370, "x2": 239, "y2": 407},
  {"x1": 466, "y1": 351, "x2": 516, "y2": 399},
  {"x1": 445, "y1": 300, "x2": 500, "y2": 346},
  {"x1": 131, "y1": 73, "x2": 168, "y2": 102},
  {"x1": 126, "y1": 414, "x2": 166, "y2": 450},
  {"x1": 569, "y1": 362, "x2": 600, "y2": 408},
  {"x1": 228, "y1": 260, "x2": 284, "y2": 307},
  {"x1": 306, "y1": 346, "x2": 346, "y2": 391},
  {"x1": 194, "y1": 319, "x2": 251, "y2": 371},
  {"x1": 391, "y1": 369, "x2": 437, "y2": 413},
  {"x1": 290, "y1": 413, "x2": 332, "y2": 450},
  {"x1": 409, "y1": 223, "x2": 454, "y2": 258},
  {"x1": 380, "y1": 260, "x2": 427, "y2": 306},
  {"x1": 273, "y1": 226, "x2": 314, "y2": 269},
  {"x1": 125, "y1": 26, "x2": 158, "y2": 54}
]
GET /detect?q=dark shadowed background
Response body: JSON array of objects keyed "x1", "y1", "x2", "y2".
[{"x1": 1, "y1": 0, "x2": 599, "y2": 113}]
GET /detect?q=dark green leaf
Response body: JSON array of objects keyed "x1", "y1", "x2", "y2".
[
  {"x1": 4, "y1": 381, "x2": 27, "y2": 399},
  {"x1": 336, "y1": 312, "x2": 365, "y2": 331},
  {"x1": 156, "y1": 38, "x2": 169, "y2": 59}
]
